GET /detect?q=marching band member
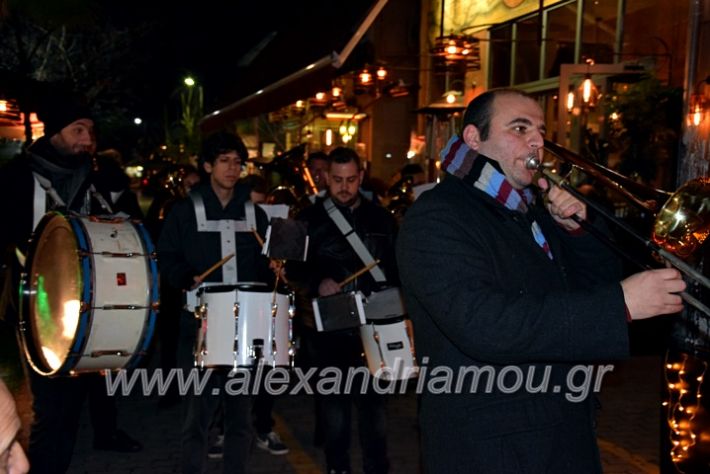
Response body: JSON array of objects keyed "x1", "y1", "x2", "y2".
[
  {"x1": 0, "y1": 90, "x2": 142, "y2": 474},
  {"x1": 397, "y1": 88, "x2": 685, "y2": 473},
  {"x1": 158, "y1": 131, "x2": 273, "y2": 473},
  {"x1": 287, "y1": 147, "x2": 398, "y2": 474}
]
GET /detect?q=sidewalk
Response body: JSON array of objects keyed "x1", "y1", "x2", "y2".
[{"x1": 58, "y1": 356, "x2": 662, "y2": 473}]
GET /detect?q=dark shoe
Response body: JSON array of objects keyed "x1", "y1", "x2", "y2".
[
  {"x1": 93, "y1": 429, "x2": 143, "y2": 452},
  {"x1": 255, "y1": 431, "x2": 289, "y2": 455},
  {"x1": 207, "y1": 435, "x2": 224, "y2": 459}
]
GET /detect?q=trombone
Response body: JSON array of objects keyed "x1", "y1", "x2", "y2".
[{"x1": 527, "y1": 140, "x2": 710, "y2": 316}]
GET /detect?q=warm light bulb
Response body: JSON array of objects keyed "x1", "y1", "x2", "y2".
[
  {"x1": 582, "y1": 78, "x2": 593, "y2": 104},
  {"x1": 332, "y1": 87, "x2": 342, "y2": 98},
  {"x1": 359, "y1": 70, "x2": 372, "y2": 85},
  {"x1": 295, "y1": 100, "x2": 305, "y2": 108},
  {"x1": 325, "y1": 129, "x2": 333, "y2": 146},
  {"x1": 0, "y1": 100, "x2": 6, "y2": 112},
  {"x1": 376, "y1": 67, "x2": 387, "y2": 80},
  {"x1": 446, "y1": 93, "x2": 456, "y2": 104},
  {"x1": 566, "y1": 92, "x2": 575, "y2": 112},
  {"x1": 693, "y1": 104, "x2": 702, "y2": 127},
  {"x1": 315, "y1": 92, "x2": 326, "y2": 101}
]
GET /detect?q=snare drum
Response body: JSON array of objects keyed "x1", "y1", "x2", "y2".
[
  {"x1": 19, "y1": 213, "x2": 158, "y2": 376},
  {"x1": 360, "y1": 317, "x2": 418, "y2": 381},
  {"x1": 194, "y1": 284, "x2": 294, "y2": 368}
]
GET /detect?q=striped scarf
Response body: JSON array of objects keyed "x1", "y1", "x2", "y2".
[{"x1": 440, "y1": 135, "x2": 553, "y2": 260}]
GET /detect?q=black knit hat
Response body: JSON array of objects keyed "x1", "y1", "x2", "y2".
[{"x1": 37, "y1": 93, "x2": 94, "y2": 138}]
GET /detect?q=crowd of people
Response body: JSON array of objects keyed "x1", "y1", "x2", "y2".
[{"x1": 0, "y1": 87, "x2": 689, "y2": 474}]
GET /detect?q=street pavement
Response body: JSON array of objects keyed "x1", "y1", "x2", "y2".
[
  {"x1": 2, "y1": 320, "x2": 664, "y2": 474},
  {"x1": 60, "y1": 357, "x2": 663, "y2": 473}
]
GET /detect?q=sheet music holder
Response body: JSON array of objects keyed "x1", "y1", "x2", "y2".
[{"x1": 263, "y1": 217, "x2": 308, "y2": 261}]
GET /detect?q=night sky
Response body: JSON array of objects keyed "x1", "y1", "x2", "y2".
[
  {"x1": 98, "y1": 1, "x2": 375, "y2": 120},
  {"x1": 0, "y1": 0, "x2": 377, "y2": 154}
]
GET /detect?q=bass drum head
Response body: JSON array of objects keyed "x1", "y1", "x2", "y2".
[{"x1": 26, "y1": 215, "x2": 82, "y2": 373}]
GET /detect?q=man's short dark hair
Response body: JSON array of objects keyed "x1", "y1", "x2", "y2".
[
  {"x1": 200, "y1": 131, "x2": 248, "y2": 165},
  {"x1": 328, "y1": 147, "x2": 361, "y2": 169},
  {"x1": 307, "y1": 151, "x2": 329, "y2": 167},
  {"x1": 401, "y1": 163, "x2": 424, "y2": 178},
  {"x1": 238, "y1": 174, "x2": 268, "y2": 194},
  {"x1": 461, "y1": 88, "x2": 534, "y2": 140}
]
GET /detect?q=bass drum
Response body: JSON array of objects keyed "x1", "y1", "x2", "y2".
[{"x1": 19, "y1": 212, "x2": 158, "y2": 376}]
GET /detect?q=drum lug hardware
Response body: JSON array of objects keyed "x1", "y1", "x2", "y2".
[
  {"x1": 101, "y1": 304, "x2": 141, "y2": 310},
  {"x1": 90, "y1": 350, "x2": 129, "y2": 358},
  {"x1": 238, "y1": 302, "x2": 239, "y2": 370},
  {"x1": 372, "y1": 325, "x2": 386, "y2": 371}
]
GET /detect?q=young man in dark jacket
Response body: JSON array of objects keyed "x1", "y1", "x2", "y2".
[
  {"x1": 158, "y1": 131, "x2": 273, "y2": 474},
  {"x1": 288, "y1": 147, "x2": 398, "y2": 474}
]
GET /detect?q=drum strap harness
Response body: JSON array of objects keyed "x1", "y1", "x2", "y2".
[
  {"x1": 323, "y1": 197, "x2": 387, "y2": 283},
  {"x1": 32, "y1": 173, "x2": 113, "y2": 229},
  {"x1": 190, "y1": 192, "x2": 256, "y2": 285}
]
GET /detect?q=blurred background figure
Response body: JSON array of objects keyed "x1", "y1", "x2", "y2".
[
  {"x1": 306, "y1": 151, "x2": 329, "y2": 195},
  {"x1": 144, "y1": 163, "x2": 201, "y2": 407},
  {"x1": 385, "y1": 163, "x2": 426, "y2": 223}
]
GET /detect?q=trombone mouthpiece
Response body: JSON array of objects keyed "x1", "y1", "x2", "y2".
[{"x1": 525, "y1": 153, "x2": 541, "y2": 170}]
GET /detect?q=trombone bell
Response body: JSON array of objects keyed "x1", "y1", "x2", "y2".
[{"x1": 652, "y1": 178, "x2": 710, "y2": 258}]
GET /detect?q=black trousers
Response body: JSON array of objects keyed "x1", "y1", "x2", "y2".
[
  {"x1": 27, "y1": 369, "x2": 117, "y2": 474},
  {"x1": 300, "y1": 326, "x2": 389, "y2": 474}
]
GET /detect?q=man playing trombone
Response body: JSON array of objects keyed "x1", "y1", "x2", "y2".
[{"x1": 397, "y1": 88, "x2": 686, "y2": 474}]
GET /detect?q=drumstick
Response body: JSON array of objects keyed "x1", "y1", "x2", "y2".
[
  {"x1": 196, "y1": 253, "x2": 235, "y2": 282},
  {"x1": 337, "y1": 259, "x2": 381, "y2": 288},
  {"x1": 251, "y1": 228, "x2": 265, "y2": 248}
]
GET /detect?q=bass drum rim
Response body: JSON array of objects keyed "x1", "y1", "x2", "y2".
[{"x1": 19, "y1": 212, "x2": 91, "y2": 377}]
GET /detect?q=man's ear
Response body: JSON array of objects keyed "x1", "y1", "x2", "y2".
[
  {"x1": 202, "y1": 161, "x2": 213, "y2": 175},
  {"x1": 462, "y1": 124, "x2": 482, "y2": 151}
]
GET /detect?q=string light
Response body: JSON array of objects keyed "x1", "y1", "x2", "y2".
[{"x1": 664, "y1": 352, "x2": 707, "y2": 469}]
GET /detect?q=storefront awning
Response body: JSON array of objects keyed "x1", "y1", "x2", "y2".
[{"x1": 199, "y1": 0, "x2": 388, "y2": 134}]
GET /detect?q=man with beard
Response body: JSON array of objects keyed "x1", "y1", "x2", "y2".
[
  {"x1": 287, "y1": 147, "x2": 398, "y2": 474},
  {"x1": 0, "y1": 92, "x2": 142, "y2": 474}
]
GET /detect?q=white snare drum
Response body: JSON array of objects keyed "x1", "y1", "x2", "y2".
[
  {"x1": 19, "y1": 213, "x2": 158, "y2": 376},
  {"x1": 360, "y1": 317, "x2": 418, "y2": 381},
  {"x1": 194, "y1": 284, "x2": 294, "y2": 368}
]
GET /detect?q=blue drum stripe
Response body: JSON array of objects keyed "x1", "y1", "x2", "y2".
[
  {"x1": 66, "y1": 216, "x2": 93, "y2": 373},
  {"x1": 128, "y1": 222, "x2": 159, "y2": 368}
]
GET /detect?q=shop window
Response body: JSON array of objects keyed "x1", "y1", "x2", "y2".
[
  {"x1": 490, "y1": 24, "x2": 512, "y2": 88},
  {"x1": 581, "y1": 0, "x2": 616, "y2": 64},
  {"x1": 514, "y1": 15, "x2": 541, "y2": 84},
  {"x1": 545, "y1": 2, "x2": 577, "y2": 78}
]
